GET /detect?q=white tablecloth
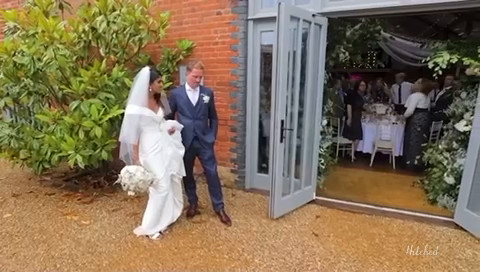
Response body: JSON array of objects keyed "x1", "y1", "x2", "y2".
[{"x1": 357, "y1": 122, "x2": 405, "y2": 157}]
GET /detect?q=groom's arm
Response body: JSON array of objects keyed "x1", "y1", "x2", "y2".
[
  {"x1": 165, "y1": 90, "x2": 177, "y2": 120},
  {"x1": 208, "y1": 89, "x2": 218, "y2": 139}
]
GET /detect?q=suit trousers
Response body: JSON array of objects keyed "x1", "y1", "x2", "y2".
[{"x1": 183, "y1": 137, "x2": 224, "y2": 212}]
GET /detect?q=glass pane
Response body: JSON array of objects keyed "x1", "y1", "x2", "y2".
[
  {"x1": 295, "y1": 0, "x2": 310, "y2": 5},
  {"x1": 466, "y1": 145, "x2": 480, "y2": 214},
  {"x1": 262, "y1": 0, "x2": 277, "y2": 8},
  {"x1": 257, "y1": 31, "x2": 274, "y2": 174},
  {"x1": 293, "y1": 21, "x2": 310, "y2": 192},
  {"x1": 282, "y1": 17, "x2": 300, "y2": 197}
]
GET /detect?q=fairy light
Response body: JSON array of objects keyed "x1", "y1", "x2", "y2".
[{"x1": 366, "y1": 50, "x2": 377, "y2": 69}]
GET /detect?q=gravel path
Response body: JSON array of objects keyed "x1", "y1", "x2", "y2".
[{"x1": 0, "y1": 160, "x2": 478, "y2": 272}]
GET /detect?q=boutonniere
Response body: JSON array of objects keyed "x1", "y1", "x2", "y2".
[{"x1": 201, "y1": 93, "x2": 210, "y2": 104}]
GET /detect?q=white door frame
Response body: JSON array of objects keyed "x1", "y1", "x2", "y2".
[{"x1": 317, "y1": 0, "x2": 480, "y2": 17}]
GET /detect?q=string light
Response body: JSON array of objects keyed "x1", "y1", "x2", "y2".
[{"x1": 338, "y1": 50, "x2": 382, "y2": 70}]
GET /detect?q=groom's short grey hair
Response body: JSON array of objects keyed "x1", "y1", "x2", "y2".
[{"x1": 187, "y1": 60, "x2": 205, "y2": 72}]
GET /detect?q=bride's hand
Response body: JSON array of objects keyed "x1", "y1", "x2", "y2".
[{"x1": 167, "y1": 127, "x2": 176, "y2": 135}]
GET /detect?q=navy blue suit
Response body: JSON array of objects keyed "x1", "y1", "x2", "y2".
[{"x1": 167, "y1": 85, "x2": 224, "y2": 211}]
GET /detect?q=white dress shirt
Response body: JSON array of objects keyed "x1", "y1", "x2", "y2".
[
  {"x1": 185, "y1": 82, "x2": 200, "y2": 106},
  {"x1": 404, "y1": 92, "x2": 430, "y2": 118},
  {"x1": 391, "y1": 81, "x2": 413, "y2": 105}
]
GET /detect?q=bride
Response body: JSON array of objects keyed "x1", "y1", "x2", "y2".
[{"x1": 118, "y1": 66, "x2": 186, "y2": 240}]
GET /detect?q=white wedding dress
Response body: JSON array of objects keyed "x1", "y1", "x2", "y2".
[{"x1": 127, "y1": 105, "x2": 186, "y2": 236}]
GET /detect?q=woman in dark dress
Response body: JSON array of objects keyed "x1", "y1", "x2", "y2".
[
  {"x1": 343, "y1": 80, "x2": 367, "y2": 160},
  {"x1": 403, "y1": 78, "x2": 434, "y2": 171}
]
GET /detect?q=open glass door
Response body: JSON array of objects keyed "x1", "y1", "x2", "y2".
[
  {"x1": 454, "y1": 85, "x2": 480, "y2": 238},
  {"x1": 269, "y1": 2, "x2": 328, "y2": 219}
]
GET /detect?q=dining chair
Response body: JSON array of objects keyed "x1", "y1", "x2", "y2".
[
  {"x1": 429, "y1": 120, "x2": 443, "y2": 144},
  {"x1": 370, "y1": 122, "x2": 397, "y2": 169},
  {"x1": 328, "y1": 117, "x2": 354, "y2": 162}
]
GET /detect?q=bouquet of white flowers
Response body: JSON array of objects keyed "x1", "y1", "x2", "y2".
[{"x1": 115, "y1": 165, "x2": 156, "y2": 196}]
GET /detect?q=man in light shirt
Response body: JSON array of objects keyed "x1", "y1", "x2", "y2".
[
  {"x1": 390, "y1": 72, "x2": 413, "y2": 114},
  {"x1": 168, "y1": 61, "x2": 232, "y2": 226}
]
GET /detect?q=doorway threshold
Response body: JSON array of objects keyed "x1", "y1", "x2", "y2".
[
  {"x1": 244, "y1": 188, "x2": 457, "y2": 228},
  {"x1": 315, "y1": 196, "x2": 458, "y2": 229}
]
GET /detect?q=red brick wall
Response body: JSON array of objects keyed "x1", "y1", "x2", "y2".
[
  {"x1": 151, "y1": 0, "x2": 239, "y2": 168},
  {"x1": 0, "y1": 0, "x2": 240, "y2": 168}
]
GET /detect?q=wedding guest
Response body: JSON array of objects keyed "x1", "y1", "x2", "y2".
[
  {"x1": 343, "y1": 80, "x2": 367, "y2": 161},
  {"x1": 363, "y1": 81, "x2": 374, "y2": 104},
  {"x1": 372, "y1": 78, "x2": 390, "y2": 103},
  {"x1": 403, "y1": 78, "x2": 433, "y2": 172},
  {"x1": 329, "y1": 78, "x2": 347, "y2": 119},
  {"x1": 428, "y1": 81, "x2": 440, "y2": 104},
  {"x1": 431, "y1": 74, "x2": 455, "y2": 123},
  {"x1": 341, "y1": 75, "x2": 351, "y2": 92},
  {"x1": 390, "y1": 72, "x2": 413, "y2": 114}
]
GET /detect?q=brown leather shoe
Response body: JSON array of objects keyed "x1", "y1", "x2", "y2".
[
  {"x1": 215, "y1": 209, "x2": 232, "y2": 226},
  {"x1": 186, "y1": 204, "x2": 200, "y2": 219}
]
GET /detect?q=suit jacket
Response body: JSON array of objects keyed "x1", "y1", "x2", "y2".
[
  {"x1": 167, "y1": 85, "x2": 218, "y2": 149},
  {"x1": 432, "y1": 89, "x2": 454, "y2": 113}
]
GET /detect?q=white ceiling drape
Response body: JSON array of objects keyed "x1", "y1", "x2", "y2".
[{"x1": 378, "y1": 31, "x2": 434, "y2": 67}]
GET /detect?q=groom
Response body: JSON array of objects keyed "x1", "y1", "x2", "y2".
[{"x1": 167, "y1": 60, "x2": 232, "y2": 226}]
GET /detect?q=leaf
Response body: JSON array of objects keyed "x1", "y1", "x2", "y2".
[
  {"x1": 69, "y1": 101, "x2": 81, "y2": 111},
  {"x1": 1, "y1": 10, "x2": 18, "y2": 22},
  {"x1": 36, "y1": 114, "x2": 51, "y2": 122},
  {"x1": 80, "y1": 102, "x2": 89, "y2": 115},
  {"x1": 101, "y1": 150, "x2": 109, "y2": 160},
  {"x1": 82, "y1": 120, "x2": 96, "y2": 128},
  {"x1": 90, "y1": 104, "x2": 99, "y2": 119},
  {"x1": 19, "y1": 149, "x2": 30, "y2": 159},
  {"x1": 63, "y1": 116, "x2": 76, "y2": 124},
  {"x1": 75, "y1": 154, "x2": 85, "y2": 168},
  {"x1": 3, "y1": 97, "x2": 14, "y2": 107},
  {"x1": 94, "y1": 126, "x2": 102, "y2": 138}
]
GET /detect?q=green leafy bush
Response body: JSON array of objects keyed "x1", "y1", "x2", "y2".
[
  {"x1": 421, "y1": 84, "x2": 479, "y2": 211},
  {"x1": 420, "y1": 42, "x2": 480, "y2": 211},
  {"x1": 0, "y1": 0, "x2": 194, "y2": 174},
  {"x1": 317, "y1": 99, "x2": 336, "y2": 187},
  {"x1": 426, "y1": 40, "x2": 480, "y2": 77}
]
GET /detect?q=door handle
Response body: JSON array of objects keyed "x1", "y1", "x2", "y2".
[{"x1": 280, "y1": 119, "x2": 293, "y2": 143}]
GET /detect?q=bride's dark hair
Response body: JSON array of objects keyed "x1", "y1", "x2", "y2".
[
  {"x1": 149, "y1": 66, "x2": 161, "y2": 84},
  {"x1": 148, "y1": 66, "x2": 165, "y2": 106}
]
